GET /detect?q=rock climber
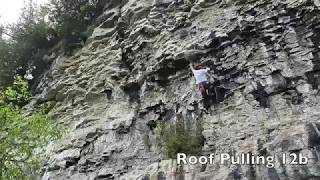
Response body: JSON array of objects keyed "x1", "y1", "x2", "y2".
[{"x1": 189, "y1": 63, "x2": 211, "y2": 99}]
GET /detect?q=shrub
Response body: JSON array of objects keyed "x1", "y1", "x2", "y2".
[
  {"x1": 0, "y1": 76, "x2": 31, "y2": 107},
  {"x1": 0, "y1": 77, "x2": 61, "y2": 179},
  {"x1": 156, "y1": 121, "x2": 204, "y2": 159}
]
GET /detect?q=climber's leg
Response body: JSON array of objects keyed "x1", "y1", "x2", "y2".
[
  {"x1": 204, "y1": 82, "x2": 211, "y2": 96},
  {"x1": 199, "y1": 82, "x2": 211, "y2": 110},
  {"x1": 199, "y1": 82, "x2": 207, "y2": 99}
]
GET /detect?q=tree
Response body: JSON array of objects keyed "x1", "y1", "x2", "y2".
[
  {"x1": 0, "y1": 0, "x2": 107, "y2": 86},
  {"x1": 0, "y1": 40, "x2": 16, "y2": 86},
  {"x1": 0, "y1": 77, "x2": 61, "y2": 179},
  {"x1": 48, "y1": 0, "x2": 105, "y2": 37},
  {"x1": 0, "y1": 1, "x2": 53, "y2": 87}
]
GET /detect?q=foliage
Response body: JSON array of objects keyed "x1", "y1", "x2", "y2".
[
  {"x1": 0, "y1": 76, "x2": 31, "y2": 107},
  {"x1": 0, "y1": 77, "x2": 61, "y2": 180},
  {"x1": 0, "y1": 0, "x2": 106, "y2": 86},
  {"x1": 43, "y1": 0, "x2": 105, "y2": 55},
  {"x1": 0, "y1": 40, "x2": 16, "y2": 86},
  {"x1": 156, "y1": 121, "x2": 204, "y2": 159},
  {"x1": 48, "y1": 0, "x2": 104, "y2": 38},
  {"x1": 0, "y1": 1, "x2": 53, "y2": 86}
]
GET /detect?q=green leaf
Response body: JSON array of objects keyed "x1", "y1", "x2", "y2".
[{"x1": 0, "y1": 78, "x2": 62, "y2": 179}]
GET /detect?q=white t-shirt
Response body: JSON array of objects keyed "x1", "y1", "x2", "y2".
[{"x1": 192, "y1": 68, "x2": 210, "y2": 84}]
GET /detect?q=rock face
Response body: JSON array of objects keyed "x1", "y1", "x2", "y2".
[{"x1": 39, "y1": 0, "x2": 320, "y2": 179}]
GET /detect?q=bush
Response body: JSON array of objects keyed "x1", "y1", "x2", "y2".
[
  {"x1": 0, "y1": 77, "x2": 61, "y2": 179},
  {"x1": 156, "y1": 121, "x2": 204, "y2": 159},
  {"x1": 0, "y1": 76, "x2": 31, "y2": 107}
]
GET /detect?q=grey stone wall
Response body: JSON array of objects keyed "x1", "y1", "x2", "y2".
[{"x1": 38, "y1": 0, "x2": 320, "y2": 179}]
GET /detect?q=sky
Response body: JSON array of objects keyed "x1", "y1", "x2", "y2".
[{"x1": 0, "y1": 0, "x2": 48, "y2": 24}]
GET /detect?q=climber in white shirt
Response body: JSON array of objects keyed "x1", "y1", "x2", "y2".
[{"x1": 190, "y1": 63, "x2": 210, "y2": 99}]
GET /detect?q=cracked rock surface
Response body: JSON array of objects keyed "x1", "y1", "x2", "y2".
[{"x1": 38, "y1": 0, "x2": 320, "y2": 179}]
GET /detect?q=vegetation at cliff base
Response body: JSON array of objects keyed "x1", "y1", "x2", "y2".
[
  {"x1": 0, "y1": 77, "x2": 61, "y2": 179},
  {"x1": 156, "y1": 122, "x2": 204, "y2": 159}
]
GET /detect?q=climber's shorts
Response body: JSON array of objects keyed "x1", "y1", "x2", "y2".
[{"x1": 199, "y1": 81, "x2": 209, "y2": 98}]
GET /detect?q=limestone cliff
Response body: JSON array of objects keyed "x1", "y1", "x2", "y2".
[{"x1": 37, "y1": 0, "x2": 320, "y2": 179}]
